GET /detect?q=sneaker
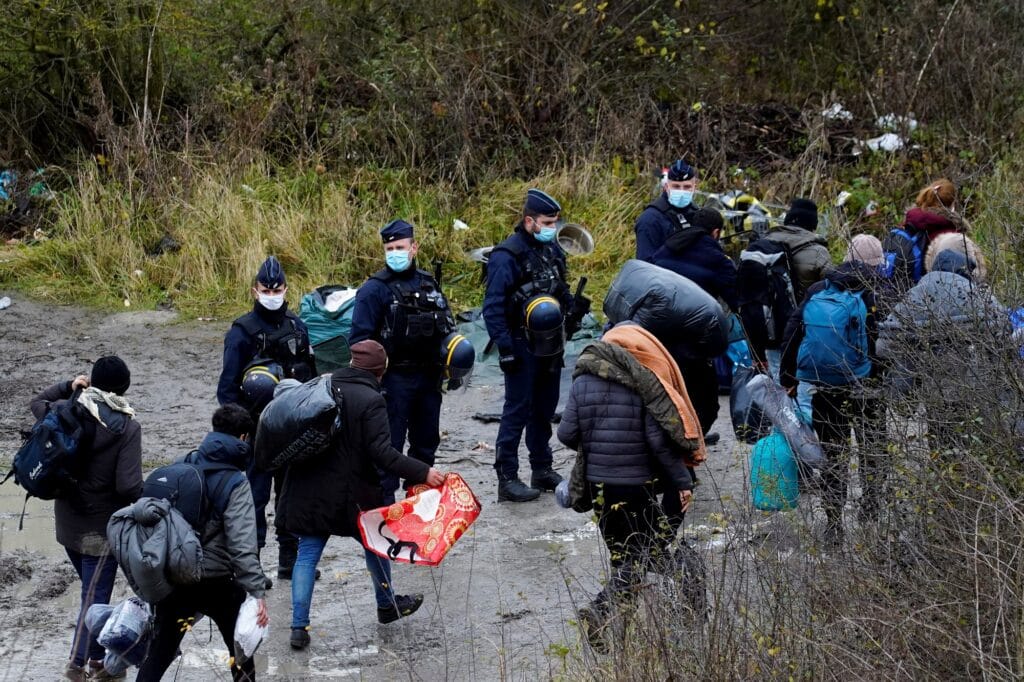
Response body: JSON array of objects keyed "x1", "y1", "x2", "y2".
[
  {"x1": 530, "y1": 468, "x2": 563, "y2": 491},
  {"x1": 64, "y1": 663, "x2": 87, "y2": 682},
  {"x1": 278, "y1": 567, "x2": 322, "y2": 581},
  {"x1": 498, "y1": 478, "x2": 541, "y2": 502},
  {"x1": 377, "y1": 593, "x2": 424, "y2": 624},
  {"x1": 290, "y1": 626, "x2": 311, "y2": 650},
  {"x1": 86, "y1": 660, "x2": 125, "y2": 680}
]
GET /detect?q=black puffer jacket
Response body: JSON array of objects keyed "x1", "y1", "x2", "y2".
[
  {"x1": 275, "y1": 367, "x2": 430, "y2": 539},
  {"x1": 557, "y1": 373, "x2": 692, "y2": 490},
  {"x1": 31, "y1": 381, "x2": 142, "y2": 555}
]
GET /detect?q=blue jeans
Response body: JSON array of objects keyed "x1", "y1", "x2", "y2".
[
  {"x1": 291, "y1": 535, "x2": 396, "y2": 628},
  {"x1": 65, "y1": 548, "x2": 118, "y2": 666}
]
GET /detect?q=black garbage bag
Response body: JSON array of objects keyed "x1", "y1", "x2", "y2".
[
  {"x1": 730, "y1": 364, "x2": 770, "y2": 444},
  {"x1": 254, "y1": 376, "x2": 341, "y2": 471},
  {"x1": 603, "y1": 259, "x2": 729, "y2": 360}
]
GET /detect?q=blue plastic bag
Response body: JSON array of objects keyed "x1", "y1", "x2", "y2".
[{"x1": 750, "y1": 430, "x2": 799, "y2": 511}]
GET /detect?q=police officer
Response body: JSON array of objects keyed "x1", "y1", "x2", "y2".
[
  {"x1": 635, "y1": 159, "x2": 701, "y2": 261},
  {"x1": 216, "y1": 255, "x2": 316, "y2": 586},
  {"x1": 349, "y1": 219, "x2": 457, "y2": 504},
  {"x1": 484, "y1": 189, "x2": 578, "y2": 502}
]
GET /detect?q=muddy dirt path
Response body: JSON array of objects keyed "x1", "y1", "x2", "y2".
[{"x1": 0, "y1": 293, "x2": 752, "y2": 681}]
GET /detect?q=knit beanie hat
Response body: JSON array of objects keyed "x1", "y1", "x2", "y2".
[
  {"x1": 784, "y1": 198, "x2": 818, "y2": 230},
  {"x1": 91, "y1": 355, "x2": 131, "y2": 395},
  {"x1": 844, "y1": 234, "x2": 884, "y2": 267},
  {"x1": 349, "y1": 340, "x2": 388, "y2": 377}
]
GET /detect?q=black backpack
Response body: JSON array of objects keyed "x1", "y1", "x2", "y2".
[
  {"x1": 3, "y1": 393, "x2": 96, "y2": 527},
  {"x1": 737, "y1": 239, "x2": 799, "y2": 360},
  {"x1": 142, "y1": 457, "x2": 242, "y2": 531},
  {"x1": 880, "y1": 227, "x2": 928, "y2": 288}
]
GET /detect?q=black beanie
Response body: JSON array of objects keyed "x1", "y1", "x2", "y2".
[
  {"x1": 91, "y1": 355, "x2": 131, "y2": 395},
  {"x1": 784, "y1": 198, "x2": 818, "y2": 230}
]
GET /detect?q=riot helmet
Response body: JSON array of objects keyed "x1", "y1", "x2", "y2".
[
  {"x1": 440, "y1": 332, "x2": 475, "y2": 390},
  {"x1": 240, "y1": 362, "x2": 284, "y2": 411},
  {"x1": 523, "y1": 294, "x2": 564, "y2": 357}
]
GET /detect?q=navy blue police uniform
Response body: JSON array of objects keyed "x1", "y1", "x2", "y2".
[
  {"x1": 216, "y1": 256, "x2": 315, "y2": 576},
  {"x1": 483, "y1": 190, "x2": 574, "y2": 497},
  {"x1": 349, "y1": 220, "x2": 456, "y2": 504},
  {"x1": 634, "y1": 160, "x2": 701, "y2": 261}
]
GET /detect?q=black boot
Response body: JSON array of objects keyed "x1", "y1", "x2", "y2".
[
  {"x1": 277, "y1": 535, "x2": 298, "y2": 579},
  {"x1": 498, "y1": 478, "x2": 541, "y2": 502},
  {"x1": 530, "y1": 468, "x2": 563, "y2": 491}
]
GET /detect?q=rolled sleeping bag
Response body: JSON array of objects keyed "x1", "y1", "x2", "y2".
[{"x1": 603, "y1": 259, "x2": 729, "y2": 360}]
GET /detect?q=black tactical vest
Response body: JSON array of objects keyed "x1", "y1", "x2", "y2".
[
  {"x1": 234, "y1": 311, "x2": 314, "y2": 382},
  {"x1": 371, "y1": 269, "x2": 455, "y2": 368}
]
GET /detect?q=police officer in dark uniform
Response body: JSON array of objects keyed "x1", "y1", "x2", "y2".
[
  {"x1": 349, "y1": 219, "x2": 457, "y2": 504},
  {"x1": 216, "y1": 255, "x2": 316, "y2": 585},
  {"x1": 484, "y1": 189, "x2": 579, "y2": 502},
  {"x1": 634, "y1": 159, "x2": 701, "y2": 261}
]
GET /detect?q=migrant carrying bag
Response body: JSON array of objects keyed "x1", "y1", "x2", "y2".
[
  {"x1": 233, "y1": 594, "x2": 268, "y2": 665},
  {"x1": 254, "y1": 376, "x2": 341, "y2": 471},
  {"x1": 95, "y1": 596, "x2": 152, "y2": 667},
  {"x1": 358, "y1": 473, "x2": 481, "y2": 566}
]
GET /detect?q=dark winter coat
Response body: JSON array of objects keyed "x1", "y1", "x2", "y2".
[
  {"x1": 649, "y1": 226, "x2": 739, "y2": 310},
  {"x1": 184, "y1": 432, "x2": 265, "y2": 598},
  {"x1": 275, "y1": 367, "x2": 431, "y2": 539},
  {"x1": 216, "y1": 302, "x2": 315, "y2": 406},
  {"x1": 557, "y1": 365, "x2": 693, "y2": 490},
  {"x1": 779, "y1": 261, "x2": 881, "y2": 390},
  {"x1": 634, "y1": 193, "x2": 699, "y2": 262},
  {"x1": 31, "y1": 381, "x2": 143, "y2": 556}
]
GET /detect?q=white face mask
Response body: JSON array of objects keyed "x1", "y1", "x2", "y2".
[{"x1": 257, "y1": 293, "x2": 285, "y2": 311}]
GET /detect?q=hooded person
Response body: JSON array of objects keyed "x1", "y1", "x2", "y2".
[
  {"x1": 215, "y1": 255, "x2": 318, "y2": 588},
  {"x1": 275, "y1": 339, "x2": 445, "y2": 650},
  {"x1": 29, "y1": 356, "x2": 143, "y2": 682},
  {"x1": 136, "y1": 404, "x2": 268, "y2": 682},
  {"x1": 764, "y1": 198, "x2": 832, "y2": 300},
  {"x1": 349, "y1": 219, "x2": 458, "y2": 504},
  {"x1": 558, "y1": 322, "x2": 706, "y2": 650},
  {"x1": 634, "y1": 159, "x2": 701, "y2": 261}
]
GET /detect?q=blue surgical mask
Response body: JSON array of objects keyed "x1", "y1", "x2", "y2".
[
  {"x1": 386, "y1": 250, "x2": 411, "y2": 272},
  {"x1": 535, "y1": 226, "x2": 557, "y2": 243},
  {"x1": 667, "y1": 189, "x2": 693, "y2": 209}
]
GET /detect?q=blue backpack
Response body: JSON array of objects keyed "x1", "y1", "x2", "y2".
[
  {"x1": 796, "y1": 281, "x2": 871, "y2": 386},
  {"x1": 880, "y1": 228, "x2": 927, "y2": 285},
  {"x1": 3, "y1": 395, "x2": 96, "y2": 526}
]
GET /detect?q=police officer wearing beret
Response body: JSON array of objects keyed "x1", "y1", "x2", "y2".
[
  {"x1": 349, "y1": 219, "x2": 457, "y2": 503},
  {"x1": 634, "y1": 159, "x2": 701, "y2": 261},
  {"x1": 217, "y1": 255, "x2": 316, "y2": 586},
  {"x1": 484, "y1": 189, "x2": 577, "y2": 502}
]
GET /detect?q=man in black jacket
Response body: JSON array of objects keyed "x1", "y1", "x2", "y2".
[{"x1": 276, "y1": 340, "x2": 444, "y2": 650}]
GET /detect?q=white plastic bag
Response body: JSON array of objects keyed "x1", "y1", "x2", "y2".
[
  {"x1": 233, "y1": 595, "x2": 268, "y2": 664},
  {"x1": 746, "y1": 373, "x2": 825, "y2": 469}
]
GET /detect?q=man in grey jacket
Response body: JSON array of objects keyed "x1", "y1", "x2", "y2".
[{"x1": 137, "y1": 404, "x2": 269, "y2": 682}]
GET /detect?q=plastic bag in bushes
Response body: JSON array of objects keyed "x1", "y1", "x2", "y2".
[
  {"x1": 730, "y1": 364, "x2": 771, "y2": 444},
  {"x1": 254, "y1": 376, "x2": 341, "y2": 471},
  {"x1": 98, "y1": 596, "x2": 151, "y2": 666},
  {"x1": 233, "y1": 595, "x2": 268, "y2": 665},
  {"x1": 603, "y1": 259, "x2": 728, "y2": 360}
]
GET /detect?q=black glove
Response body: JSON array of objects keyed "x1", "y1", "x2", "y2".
[
  {"x1": 499, "y1": 353, "x2": 520, "y2": 373},
  {"x1": 564, "y1": 295, "x2": 591, "y2": 339}
]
